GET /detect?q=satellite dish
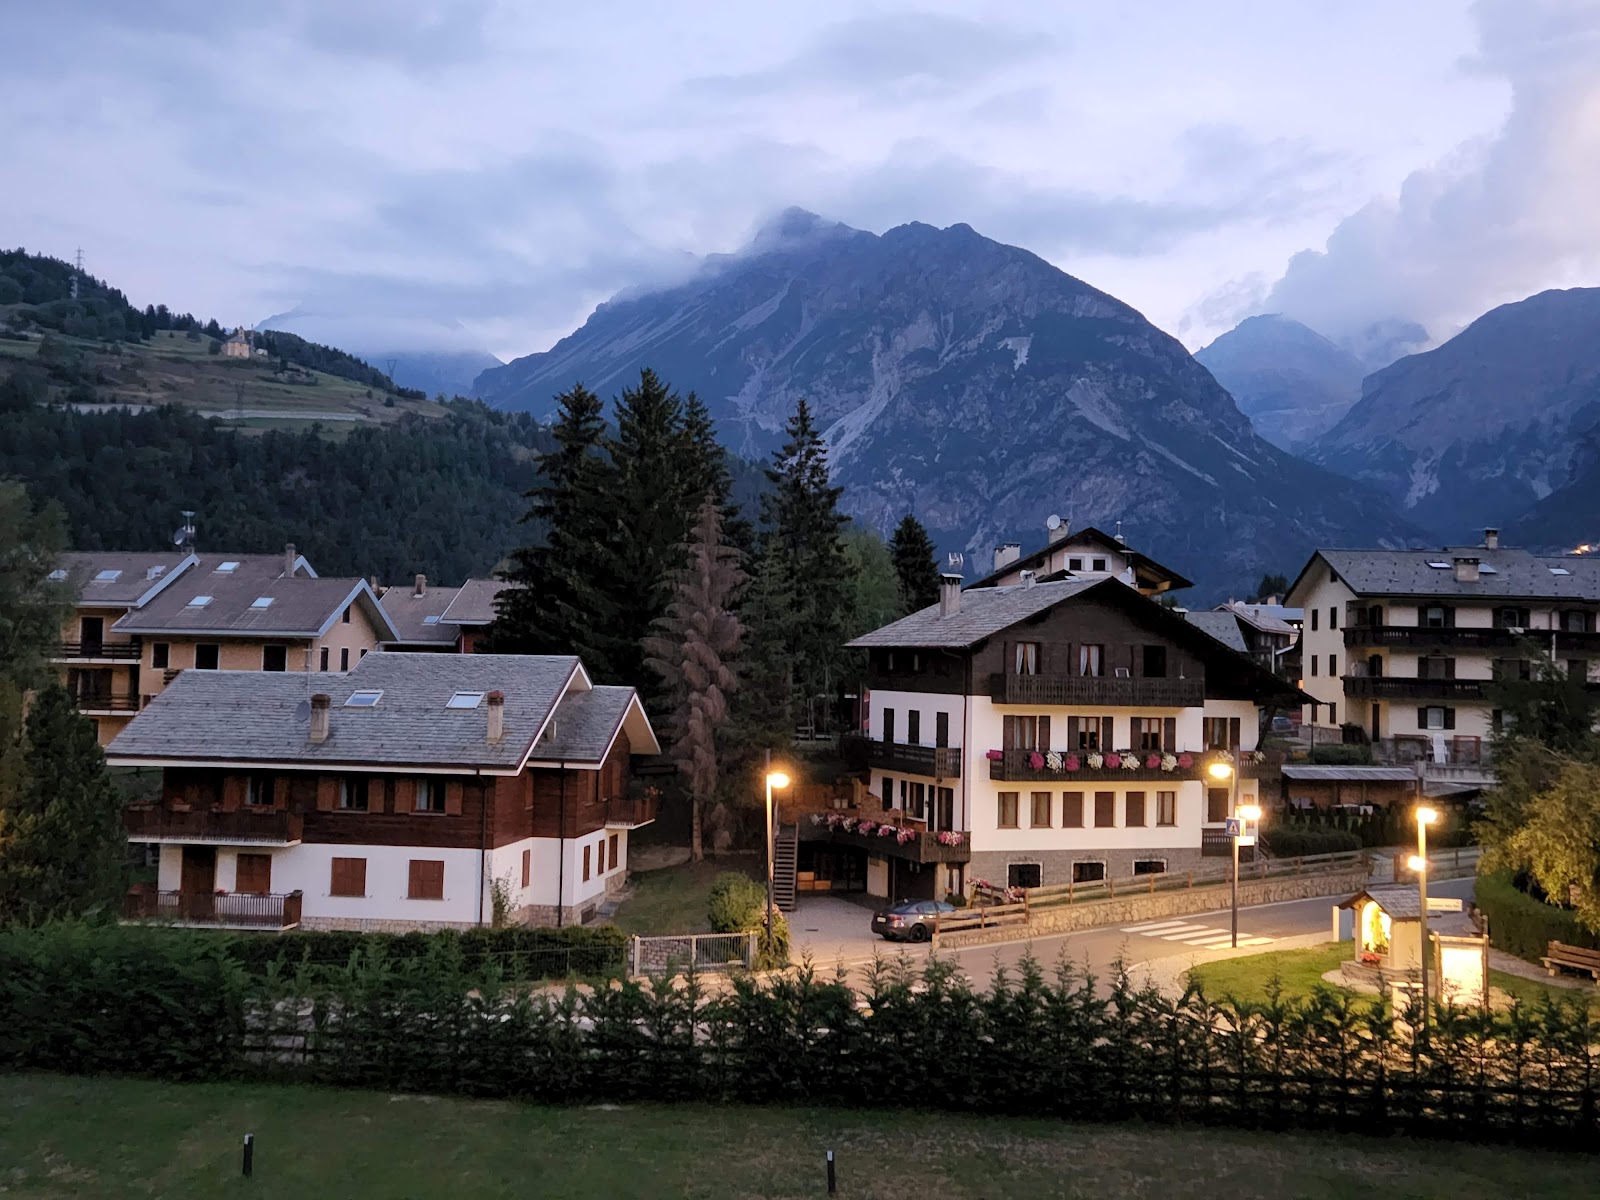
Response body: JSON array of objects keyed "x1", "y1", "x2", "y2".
[
  {"x1": 172, "y1": 529, "x2": 188, "y2": 546},
  {"x1": 1046, "y1": 514, "x2": 1062, "y2": 530},
  {"x1": 293, "y1": 700, "x2": 311, "y2": 722},
  {"x1": 946, "y1": 552, "x2": 965, "y2": 571}
]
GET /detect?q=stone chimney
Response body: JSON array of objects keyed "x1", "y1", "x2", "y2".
[
  {"x1": 938, "y1": 573, "x2": 962, "y2": 618},
  {"x1": 1484, "y1": 528, "x2": 1500, "y2": 550},
  {"x1": 1046, "y1": 516, "x2": 1070, "y2": 544},
  {"x1": 1020, "y1": 569, "x2": 1037, "y2": 588},
  {"x1": 993, "y1": 542, "x2": 1022, "y2": 572},
  {"x1": 414, "y1": 573, "x2": 427, "y2": 597},
  {"x1": 1453, "y1": 556, "x2": 1481, "y2": 584},
  {"x1": 284, "y1": 543, "x2": 297, "y2": 577},
  {"x1": 487, "y1": 690, "x2": 505, "y2": 744},
  {"x1": 310, "y1": 693, "x2": 330, "y2": 743}
]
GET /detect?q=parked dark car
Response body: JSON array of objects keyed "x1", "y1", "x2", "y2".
[{"x1": 871, "y1": 899, "x2": 958, "y2": 942}]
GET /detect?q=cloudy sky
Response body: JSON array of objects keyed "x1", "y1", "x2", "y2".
[{"x1": 5, "y1": 1, "x2": 1598, "y2": 361}]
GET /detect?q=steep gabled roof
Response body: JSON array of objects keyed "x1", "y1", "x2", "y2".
[
  {"x1": 440, "y1": 578, "x2": 513, "y2": 626},
  {"x1": 1183, "y1": 610, "x2": 1249, "y2": 653},
  {"x1": 55, "y1": 551, "x2": 198, "y2": 608},
  {"x1": 379, "y1": 583, "x2": 464, "y2": 646},
  {"x1": 530, "y1": 685, "x2": 660, "y2": 761},
  {"x1": 1288, "y1": 547, "x2": 1600, "y2": 605},
  {"x1": 966, "y1": 526, "x2": 1193, "y2": 592}
]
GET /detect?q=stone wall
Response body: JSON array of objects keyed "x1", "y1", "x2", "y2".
[
  {"x1": 301, "y1": 915, "x2": 481, "y2": 934},
  {"x1": 967, "y1": 846, "x2": 1208, "y2": 888},
  {"x1": 936, "y1": 869, "x2": 1369, "y2": 950}
]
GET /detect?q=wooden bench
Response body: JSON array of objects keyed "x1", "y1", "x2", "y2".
[{"x1": 1542, "y1": 941, "x2": 1600, "y2": 982}]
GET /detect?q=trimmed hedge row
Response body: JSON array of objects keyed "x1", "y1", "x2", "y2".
[
  {"x1": 1260, "y1": 827, "x2": 1363, "y2": 858},
  {"x1": 221, "y1": 923, "x2": 628, "y2": 979},
  {"x1": 1474, "y1": 870, "x2": 1600, "y2": 962}
]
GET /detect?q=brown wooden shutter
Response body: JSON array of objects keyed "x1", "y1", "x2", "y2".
[
  {"x1": 407, "y1": 859, "x2": 444, "y2": 900},
  {"x1": 1062, "y1": 791, "x2": 1083, "y2": 827},
  {"x1": 521, "y1": 848, "x2": 531, "y2": 888},
  {"x1": 316, "y1": 776, "x2": 337, "y2": 811},
  {"x1": 1037, "y1": 715, "x2": 1050, "y2": 751},
  {"x1": 1443, "y1": 708, "x2": 1456, "y2": 731},
  {"x1": 330, "y1": 856, "x2": 366, "y2": 897},
  {"x1": 393, "y1": 777, "x2": 417, "y2": 814},
  {"x1": 608, "y1": 833, "x2": 618, "y2": 871},
  {"x1": 582, "y1": 844, "x2": 592, "y2": 881},
  {"x1": 220, "y1": 774, "x2": 245, "y2": 812},
  {"x1": 369, "y1": 778, "x2": 388, "y2": 814},
  {"x1": 1100, "y1": 716, "x2": 1114, "y2": 750},
  {"x1": 1162, "y1": 717, "x2": 1176, "y2": 752},
  {"x1": 1229, "y1": 717, "x2": 1241, "y2": 750},
  {"x1": 1416, "y1": 706, "x2": 1428, "y2": 729},
  {"x1": 445, "y1": 781, "x2": 464, "y2": 816},
  {"x1": 1001, "y1": 715, "x2": 1015, "y2": 749},
  {"x1": 236, "y1": 853, "x2": 271, "y2": 894}
]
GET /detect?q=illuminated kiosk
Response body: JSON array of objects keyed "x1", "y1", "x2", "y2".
[{"x1": 1336, "y1": 885, "x2": 1487, "y2": 1006}]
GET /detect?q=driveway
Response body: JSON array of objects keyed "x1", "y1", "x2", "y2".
[{"x1": 789, "y1": 894, "x2": 898, "y2": 966}]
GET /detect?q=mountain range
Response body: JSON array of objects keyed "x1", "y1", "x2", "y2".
[
  {"x1": 476, "y1": 209, "x2": 1423, "y2": 599},
  {"x1": 1194, "y1": 314, "x2": 1365, "y2": 451}
]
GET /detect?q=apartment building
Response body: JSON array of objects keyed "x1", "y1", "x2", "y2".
[
  {"x1": 379, "y1": 575, "x2": 511, "y2": 653},
  {"x1": 967, "y1": 520, "x2": 1192, "y2": 598},
  {"x1": 1288, "y1": 530, "x2": 1600, "y2": 760},
  {"x1": 826, "y1": 575, "x2": 1302, "y2": 900},
  {"x1": 106, "y1": 652, "x2": 659, "y2": 931}
]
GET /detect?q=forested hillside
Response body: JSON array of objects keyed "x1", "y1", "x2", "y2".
[{"x1": 0, "y1": 399, "x2": 549, "y2": 583}]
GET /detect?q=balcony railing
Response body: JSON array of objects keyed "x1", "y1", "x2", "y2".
[
  {"x1": 72, "y1": 692, "x2": 140, "y2": 712},
  {"x1": 987, "y1": 747, "x2": 1217, "y2": 783},
  {"x1": 1342, "y1": 676, "x2": 1487, "y2": 701},
  {"x1": 1344, "y1": 626, "x2": 1600, "y2": 653},
  {"x1": 818, "y1": 825, "x2": 970, "y2": 865},
  {"x1": 123, "y1": 889, "x2": 302, "y2": 930},
  {"x1": 53, "y1": 640, "x2": 141, "y2": 660},
  {"x1": 605, "y1": 792, "x2": 657, "y2": 829},
  {"x1": 866, "y1": 740, "x2": 962, "y2": 779},
  {"x1": 988, "y1": 673, "x2": 1204, "y2": 708},
  {"x1": 124, "y1": 806, "x2": 304, "y2": 845}
]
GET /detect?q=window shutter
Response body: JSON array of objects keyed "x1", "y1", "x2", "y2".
[
  {"x1": 445, "y1": 781, "x2": 464, "y2": 816},
  {"x1": 393, "y1": 778, "x2": 417, "y2": 813},
  {"x1": 1444, "y1": 708, "x2": 1456, "y2": 731},
  {"x1": 1162, "y1": 717, "x2": 1176, "y2": 752},
  {"x1": 1416, "y1": 706, "x2": 1428, "y2": 729},
  {"x1": 1229, "y1": 717, "x2": 1241, "y2": 750},
  {"x1": 521, "y1": 848, "x2": 531, "y2": 888},
  {"x1": 1067, "y1": 716, "x2": 1080, "y2": 748},
  {"x1": 1416, "y1": 605, "x2": 1428, "y2": 626},
  {"x1": 1037, "y1": 715, "x2": 1051, "y2": 750},
  {"x1": 316, "y1": 776, "x2": 337, "y2": 811},
  {"x1": 220, "y1": 774, "x2": 245, "y2": 812},
  {"x1": 1002, "y1": 715, "x2": 1016, "y2": 749},
  {"x1": 1101, "y1": 716, "x2": 1114, "y2": 750},
  {"x1": 369, "y1": 778, "x2": 388, "y2": 814}
]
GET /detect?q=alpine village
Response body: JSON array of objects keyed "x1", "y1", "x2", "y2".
[{"x1": 7, "y1": 13, "x2": 1600, "y2": 1192}]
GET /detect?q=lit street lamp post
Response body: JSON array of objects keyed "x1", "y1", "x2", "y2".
[
  {"x1": 1209, "y1": 757, "x2": 1261, "y2": 948},
  {"x1": 763, "y1": 750, "x2": 791, "y2": 952},
  {"x1": 1411, "y1": 804, "x2": 1439, "y2": 1028}
]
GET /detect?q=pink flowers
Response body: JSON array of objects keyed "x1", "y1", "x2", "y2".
[
  {"x1": 986, "y1": 749, "x2": 1004, "y2": 761},
  {"x1": 857, "y1": 819, "x2": 878, "y2": 835},
  {"x1": 896, "y1": 827, "x2": 916, "y2": 844},
  {"x1": 1145, "y1": 753, "x2": 1161, "y2": 769},
  {"x1": 935, "y1": 830, "x2": 964, "y2": 846},
  {"x1": 1105, "y1": 752, "x2": 1122, "y2": 769},
  {"x1": 1064, "y1": 754, "x2": 1080, "y2": 771},
  {"x1": 1028, "y1": 751, "x2": 1045, "y2": 770},
  {"x1": 877, "y1": 824, "x2": 897, "y2": 838},
  {"x1": 1178, "y1": 753, "x2": 1193, "y2": 769}
]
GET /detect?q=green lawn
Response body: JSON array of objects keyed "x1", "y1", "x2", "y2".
[
  {"x1": 610, "y1": 858, "x2": 761, "y2": 935},
  {"x1": 3, "y1": 1073, "x2": 1595, "y2": 1198}
]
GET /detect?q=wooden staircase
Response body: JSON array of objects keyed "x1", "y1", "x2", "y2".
[{"x1": 772, "y1": 823, "x2": 799, "y2": 912}]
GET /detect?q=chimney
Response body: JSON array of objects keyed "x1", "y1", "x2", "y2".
[
  {"x1": 993, "y1": 542, "x2": 1022, "y2": 572},
  {"x1": 486, "y1": 691, "x2": 505, "y2": 743},
  {"x1": 284, "y1": 542, "x2": 297, "y2": 577},
  {"x1": 414, "y1": 573, "x2": 427, "y2": 597},
  {"x1": 1484, "y1": 527, "x2": 1500, "y2": 550},
  {"x1": 309, "y1": 693, "x2": 331, "y2": 743},
  {"x1": 938, "y1": 573, "x2": 962, "y2": 618},
  {"x1": 1020, "y1": 569, "x2": 1037, "y2": 588},
  {"x1": 1453, "y1": 556, "x2": 1481, "y2": 584},
  {"x1": 1046, "y1": 515, "x2": 1070, "y2": 544}
]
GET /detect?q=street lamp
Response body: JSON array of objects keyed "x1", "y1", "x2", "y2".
[
  {"x1": 763, "y1": 752, "x2": 791, "y2": 951},
  {"x1": 1413, "y1": 805, "x2": 1439, "y2": 1026},
  {"x1": 1209, "y1": 756, "x2": 1249, "y2": 947}
]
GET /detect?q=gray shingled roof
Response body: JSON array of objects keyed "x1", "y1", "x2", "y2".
[
  {"x1": 379, "y1": 583, "x2": 463, "y2": 645},
  {"x1": 1304, "y1": 548, "x2": 1600, "y2": 602},
  {"x1": 847, "y1": 579, "x2": 1099, "y2": 648},
  {"x1": 1341, "y1": 885, "x2": 1424, "y2": 920},
  {"x1": 112, "y1": 554, "x2": 396, "y2": 639},
  {"x1": 105, "y1": 652, "x2": 593, "y2": 769},
  {"x1": 1282, "y1": 765, "x2": 1418, "y2": 783},
  {"x1": 530, "y1": 686, "x2": 637, "y2": 761},
  {"x1": 56, "y1": 551, "x2": 197, "y2": 608},
  {"x1": 1183, "y1": 610, "x2": 1249, "y2": 653},
  {"x1": 440, "y1": 578, "x2": 512, "y2": 626}
]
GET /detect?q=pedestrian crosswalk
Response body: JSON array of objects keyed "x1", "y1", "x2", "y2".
[{"x1": 1119, "y1": 919, "x2": 1273, "y2": 948}]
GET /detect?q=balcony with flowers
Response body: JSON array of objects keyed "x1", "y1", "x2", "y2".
[
  {"x1": 807, "y1": 812, "x2": 970, "y2": 864},
  {"x1": 987, "y1": 747, "x2": 1272, "y2": 783}
]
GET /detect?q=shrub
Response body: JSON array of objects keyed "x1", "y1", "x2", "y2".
[
  {"x1": 755, "y1": 908, "x2": 790, "y2": 970},
  {"x1": 1260, "y1": 827, "x2": 1362, "y2": 858},
  {"x1": 1474, "y1": 869, "x2": 1600, "y2": 962},
  {"x1": 1307, "y1": 744, "x2": 1373, "y2": 765},
  {"x1": 221, "y1": 923, "x2": 626, "y2": 980},
  {"x1": 706, "y1": 872, "x2": 766, "y2": 934}
]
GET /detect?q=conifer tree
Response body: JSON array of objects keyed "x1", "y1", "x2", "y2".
[
  {"x1": 758, "y1": 398, "x2": 851, "y2": 731},
  {"x1": 888, "y1": 513, "x2": 940, "y2": 615},
  {"x1": 0, "y1": 482, "x2": 70, "y2": 689},
  {"x1": 683, "y1": 392, "x2": 751, "y2": 551},
  {"x1": 642, "y1": 500, "x2": 746, "y2": 860},
  {"x1": 489, "y1": 384, "x2": 621, "y2": 675},
  {"x1": 0, "y1": 682, "x2": 127, "y2": 924}
]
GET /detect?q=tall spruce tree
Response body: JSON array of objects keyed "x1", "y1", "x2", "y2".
[
  {"x1": 642, "y1": 500, "x2": 746, "y2": 860},
  {"x1": 888, "y1": 513, "x2": 940, "y2": 615},
  {"x1": 0, "y1": 683, "x2": 126, "y2": 924},
  {"x1": 758, "y1": 398, "x2": 851, "y2": 731},
  {"x1": 0, "y1": 482, "x2": 70, "y2": 688},
  {"x1": 682, "y1": 392, "x2": 751, "y2": 552},
  {"x1": 489, "y1": 384, "x2": 621, "y2": 675}
]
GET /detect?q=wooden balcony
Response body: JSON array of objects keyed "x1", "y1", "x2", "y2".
[
  {"x1": 605, "y1": 792, "x2": 657, "y2": 829},
  {"x1": 819, "y1": 825, "x2": 970, "y2": 865},
  {"x1": 987, "y1": 747, "x2": 1206, "y2": 783},
  {"x1": 73, "y1": 692, "x2": 140, "y2": 713},
  {"x1": 1342, "y1": 676, "x2": 1487, "y2": 701},
  {"x1": 866, "y1": 740, "x2": 962, "y2": 779},
  {"x1": 124, "y1": 806, "x2": 304, "y2": 845},
  {"x1": 53, "y1": 640, "x2": 141, "y2": 661},
  {"x1": 988, "y1": 673, "x2": 1204, "y2": 708},
  {"x1": 1343, "y1": 625, "x2": 1600, "y2": 653},
  {"x1": 123, "y1": 888, "x2": 302, "y2": 930}
]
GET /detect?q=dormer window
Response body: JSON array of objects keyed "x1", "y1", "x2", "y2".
[
  {"x1": 48, "y1": 568, "x2": 67, "y2": 581},
  {"x1": 344, "y1": 690, "x2": 383, "y2": 707},
  {"x1": 216, "y1": 561, "x2": 240, "y2": 573},
  {"x1": 94, "y1": 569, "x2": 121, "y2": 582},
  {"x1": 1092, "y1": 558, "x2": 1107, "y2": 571},
  {"x1": 446, "y1": 691, "x2": 485, "y2": 709},
  {"x1": 250, "y1": 597, "x2": 274, "y2": 609},
  {"x1": 187, "y1": 595, "x2": 213, "y2": 608}
]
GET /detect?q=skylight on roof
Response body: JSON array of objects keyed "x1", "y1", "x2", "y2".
[
  {"x1": 1479, "y1": 564, "x2": 1498, "y2": 574},
  {"x1": 187, "y1": 595, "x2": 213, "y2": 608},
  {"x1": 1551, "y1": 567, "x2": 1571, "y2": 575},
  {"x1": 344, "y1": 690, "x2": 383, "y2": 707},
  {"x1": 48, "y1": 568, "x2": 67, "y2": 581},
  {"x1": 422, "y1": 615, "x2": 441, "y2": 625},
  {"x1": 216, "y1": 561, "x2": 241, "y2": 573},
  {"x1": 250, "y1": 596, "x2": 274, "y2": 608},
  {"x1": 446, "y1": 691, "x2": 485, "y2": 709},
  {"x1": 1427, "y1": 561, "x2": 1451, "y2": 569},
  {"x1": 94, "y1": 569, "x2": 122, "y2": 582}
]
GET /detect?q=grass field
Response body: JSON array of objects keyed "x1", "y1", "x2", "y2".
[
  {"x1": 611, "y1": 858, "x2": 763, "y2": 936},
  {"x1": 1189, "y1": 942, "x2": 1600, "y2": 1012},
  {"x1": 2, "y1": 1073, "x2": 1594, "y2": 1198}
]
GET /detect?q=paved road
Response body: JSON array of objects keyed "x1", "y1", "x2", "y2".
[{"x1": 802, "y1": 876, "x2": 1478, "y2": 994}]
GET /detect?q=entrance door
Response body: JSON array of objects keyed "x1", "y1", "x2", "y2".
[
  {"x1": 235, "y1": 853, "x2": 272, "y2": 895},
  {"x1": 934, "y1": 786, "x2": 954, "y2": 833},
  {"x1": 1370, "y1": 703, "x2": 1381, "y2": 744},
  {"x1": 180, "y1": 846, "x2": 217, "y2": 920},
  {"x1": 80, "y1": 616, "x2": 104, "y2": 656}
]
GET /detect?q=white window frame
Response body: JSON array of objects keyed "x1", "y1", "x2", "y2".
[{"x1": 446, "y1": 691, "x2": 485, "y2": 709}]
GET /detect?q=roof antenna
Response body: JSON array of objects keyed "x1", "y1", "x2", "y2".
[
  {"x1": 172, "y1": 511, "x2": 196, "y2": 550},
  {"x1": 1114, "y1": 519, "x2": 1125, "y2": 545}
]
